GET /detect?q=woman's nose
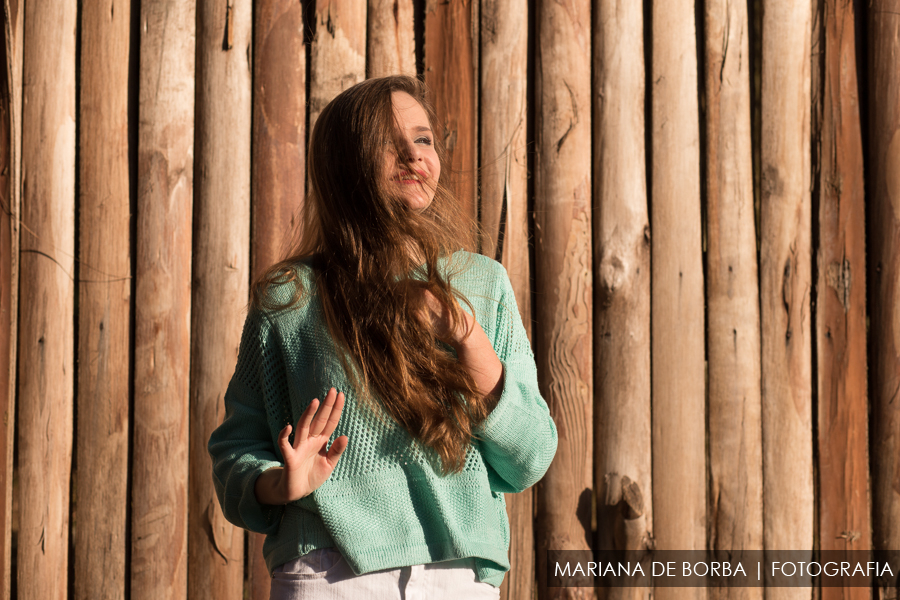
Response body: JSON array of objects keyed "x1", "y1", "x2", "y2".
[{"x1": 399, "y1": 138, "x2": 421, "y2": 161}]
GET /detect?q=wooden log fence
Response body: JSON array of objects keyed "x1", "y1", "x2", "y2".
[
  {"x1": 649, "y1": 5, "x2": 706, "y2": 600},
  {"x1": 593, "y1": 3, "x2": 652, "y2": 600},
  {"x1": 16, "y1": 2, "x2": 76, "y2": 598},
  {"x1": 703, "y1": 4, "x2": 763, "y2": 600},
  {"x1": 815, "y1": 7, "x2": 871, "y2": 600},
  {"x1": 131, "y1": 1, "x2": 195, "y2": 598},
  {"x1": 0, "y1": 1, "x2": 894, "y2": 598},
  {"x1": 76, "y1": 1, "x2": 132, "y2": 598},
  {"x1": 534, "y1": 1, "x2": 593, "y2": 599},
  {"x1": 188, "y1": 2, "x2": 252, "y2": 599},
  {"x1": 0, "y1": 1, "x2": 20, "y2": 596},
  {"x1": 869, "y1": 5, "x2": 900, "y2": 600},
  {"x1": 760, "y1": 3, "x2": 815, "y2": 598}
]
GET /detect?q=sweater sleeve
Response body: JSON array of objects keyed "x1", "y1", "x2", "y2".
[
  {"x1": 208, "y1": 308, "x2": 287, "y2": 536},
  {"x1": 475, "y1": 265, "x2": 558, "y2": 493}
]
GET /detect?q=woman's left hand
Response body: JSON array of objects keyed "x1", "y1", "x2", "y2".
[{"x1": 416, "y1": 290, "x2": 505, "y2": 401}]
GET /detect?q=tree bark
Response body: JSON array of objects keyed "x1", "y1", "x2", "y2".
[
  {"x1": 16, "y1": 1, "x2": 77, "y2": 598},
  {"x1": 424, "y1": 0, "x2": 477, "y2": 220},
  {"x1": 308, "y1": 0, "x2": 366, "y2": 132},
  {"x1": 650, "y1": 3, "x2": 706, "y2": 600},
  {"x1": 0, "y1": 1, "x2": 21, "y2": 597},
  {"x1": 249, "y1": 2, "x2": 307, "y2": 597},
  {"x1": 534, "y1": 0, "x2": 593, "y2": 598},
  {"x1": 703, "y1": 4, "x2": 763, "y2": 600},
  {"x1": 867, "y1": 4, "x2": 900, "y2": 600},
  {"x1": 131, "y1": 2, "x2": 195, "y2": 598},
  {"x1": 479, "y1": 2, "x2": 531, "y2": 598},
  {"x1": 815, "y1": 5, "x2": 871, "y2": 600},
  {"x1": 760, "y1": 0, "x2": 814, "y2": 595},
  {"x1": 367, "y1": 0, "x2": 415, "y2": 77},
  {"x1": 188, "y1": 2, "x2": 252, "y2": 599},
  {"x1": 75, "y1": 1, "x2": 132, "y2": 598},
  {"x1": 593, "y1": 0, "x2": 653, "y2": 597}
]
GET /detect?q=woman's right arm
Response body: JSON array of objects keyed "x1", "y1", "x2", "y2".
[{"x1": 208, "y1": 309, "x2": 290, "y2": 535}]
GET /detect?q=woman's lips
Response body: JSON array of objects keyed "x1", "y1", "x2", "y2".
[{"x1": 396, "y1": 170, "x2": 427, "y2": 184}]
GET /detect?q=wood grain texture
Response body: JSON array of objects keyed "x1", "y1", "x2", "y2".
[
  {"x1": 367, "y1": 0, "x2": 415, "y2": 77},
  {"x1": 309, "y1": 0, "x2": 366, "y2": 132},
  {"x1": 593, "y1": 0, "x2": 653, "y2": 595},
  {"x1": 75, "y1": 1, "x2": 132, "y2": 597},
  {"x1": 816, "y1": 6, "x2": 871, "y2": 600},
  {"x1": 0, "y1": 39, "x2": 9, "y2": 600},
  {"x1": 0, "y1": 1, "x2": 21, "y2": 597},
  {"x1": 703, "y1": 4, "x2": 763, "y2": 600},
  {"x1": 252, "y1": 0, "x2": 305, "y2": 290},
  {"x1": 131, "y1": 1, "x2": 195, "y2": 597},
  {"x1": 867, "y1": 4, "x2": 900, "y2": 599},
  {"x1": 759, "y1": 0, "x2": 814, "y2": 594},
  {"x1": 534, "y1": 0, "x2": 593, "y2": 598},
  {"x1": 480, "y1": 0, "x2": 528, "y2": 320},
  {"x1": 249, "y1": 2, "x2": 307, "y2": 597},
  {"x1": 424, "y1": 0, "x2": 477, "y2": 220},
  {"x1": 16, "y1": 1, "x2": 77, "y2": 598},
  {"x1": 479, "y1": 4, "x2": 531, "y2": 598},
  {"x1": 188, "y1": 1, "x2": 252, "y2": 598},
  {"x1": 649, "y1": 0, "x2": 706, "y2": 597}
]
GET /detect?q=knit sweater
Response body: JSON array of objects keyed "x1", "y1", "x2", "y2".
[{"x1": 208, "y1": 251, "x2": 557, "y2": 587}]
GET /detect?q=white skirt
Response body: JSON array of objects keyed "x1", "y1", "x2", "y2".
[{"x1": 269, "y1": 548, "x2": 501, "y2": 600}]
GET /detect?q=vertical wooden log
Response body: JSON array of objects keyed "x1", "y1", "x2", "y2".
[
  {"x1": 650, "y1": 1, "x2": 706, "y2": 597},
  {"x1": 75, "y1": 2, "x2": 132, "y2": 598},
  {"x1": 816, "y1": 5, "x2": 871, "y2": 600},
  {"x1": 367, "y1": 0, "x2": 415, "y2": 77},
  {"x1": 0, "y1": 63, "x2": 9, "y2": 600},
  {"x1": 424, "y1": 0, "x2": 477, "y2": 220},
  {"x1": 16, "y1": 1, "x2": 77, "y2": 598},
  {"x1": 479, "y1": 2, "x2": 531, "y2": 598},
  {"x1": 0, "y1": 2, "x2": 21, "y2": 597},
  {"x1": 249, "y1": 2, "x2": 306, "y2": 597},
  {"x1": 867, "y1": 3, "x2": 900, "y2": 598},
  {"x1": 534, "y1": 0, "x2": 593, "y2": 598},
  {"x1": 759, "y1": 0, "x2": 814, "y2": 592},
  {"x1": 308, "y1": 0, "x2": 366, "y2": 131},
  {"x1": 704, "y1": 1, "x2": 764, "y2": 598},
  {"x1": 480, "y1": 0, "x2": 528, "y2": 307},
  {"x1": 131, "y1": 2, "x2": 195, "y2": 598},
  {"x1": 252, "y1": 0, "x2": 306, "y2": 289},
  {"x1": 188, "y1": 2, "x2": 252, "y2": 599},
  {"x1": 593, "y1": 0, "x2": 653, "y2": 593}
]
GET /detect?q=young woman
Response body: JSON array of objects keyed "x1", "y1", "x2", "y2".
[{"x1": 209, "y1": 75, "x2": 557, "y2": 599}]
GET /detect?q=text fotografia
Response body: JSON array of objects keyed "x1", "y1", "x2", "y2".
[{"x1": 547, "y1": 550, "x2": 900, "y2": 588}]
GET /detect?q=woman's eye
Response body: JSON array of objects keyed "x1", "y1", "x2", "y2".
[{"x1": 416, "y1": 137, "x2": 433, "y2": 145}]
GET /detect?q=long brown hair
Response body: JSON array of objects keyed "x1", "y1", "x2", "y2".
[{"x1": 253, "y1": 76, "x2": 487, "y2": 474}]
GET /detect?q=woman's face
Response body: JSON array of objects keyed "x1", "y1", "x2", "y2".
[{"x1": 384, "y1": 91, "x2": 441, "y2": 211}]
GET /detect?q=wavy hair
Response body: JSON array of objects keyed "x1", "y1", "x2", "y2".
[{"x1": 252, "y1": 76, "x2": 487, "y2": 474}]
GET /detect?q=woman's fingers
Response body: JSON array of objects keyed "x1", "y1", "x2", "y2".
[
  {"x1": 277, "y1": 423, "x2": 293, "y2": 457},
  {"x1": 308, "y1": 388, "x2": 340, "y2": 438},
  {"x1": 293, "y1": 397, "x2": 320, "y2": 446},
  {"x1": 322, "y1": 392, "x2": 345, "y2": 438},
  {"x1": 326, "y1": 435, "x2": 349, "y2": 467},
  {"x1": 291, "y1": 389, "x2": 345, "y2": 451}
]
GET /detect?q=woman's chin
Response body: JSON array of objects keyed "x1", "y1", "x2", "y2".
[{"x1": 401, "y1": 192, "x2": 433, "y2": 211}]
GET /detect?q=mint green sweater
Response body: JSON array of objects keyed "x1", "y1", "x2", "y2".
[{"x1": 208, "y1": 252, "x2": 557, "y2": 587}]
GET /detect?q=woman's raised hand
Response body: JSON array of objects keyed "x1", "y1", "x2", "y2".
[
  {"x1": 417, "y1": 289, "x2": 474, "y2": 347},
  {"x1": 415, "y1": 290, "x2": 505, "y2": 401},
  {"x1": 254, "y1": 388, "x2": 349, "y2": 506}
]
